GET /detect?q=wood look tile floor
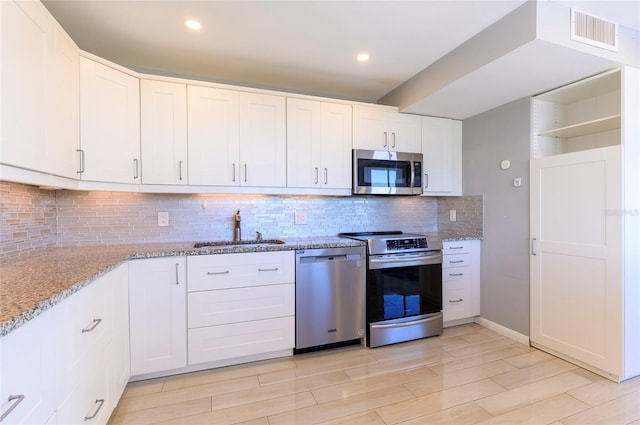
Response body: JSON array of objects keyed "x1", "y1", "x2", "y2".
[{"x1": 108, "y1": 323, "x2": 640, "y2": 425}]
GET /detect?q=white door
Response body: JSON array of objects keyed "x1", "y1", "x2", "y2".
[
  {"x1": 79, "y1": 57, "x2": 140, "y2": 183},
  {"x1": 239, "y1": 92, "x2": 286, "y2": 187},
  {"x1": 141, "y1": 80, "x2": 187, "y2": 185},
  {"x1": 320, "y1": 102, "x2": 352, "y2": 189},
  {"x1": 530, "y1": 145, "x2": 623, "y2": 376},
  {"x1": 129, "y1": 257, "x2": 187, "y2": 376},
  {"x1": 352, "y1": 107, "x2": 389, "y2": 150},
  {"x1": 389, "y1": 112, "x2": 421, "y2": 153},
  {"x1": 422, "y1": 116, "x2": 461, "y2": 195},
  {"x1": 187, "y1": 85, "x2": 239, "y2": 186},
  {"x1": 286, "y1": 98, "x2": 321, "y2": 188}
]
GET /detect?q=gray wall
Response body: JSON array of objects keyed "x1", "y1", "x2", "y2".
[{"x1": 462, "y1": 97, "x2": 531, "y2": 336}]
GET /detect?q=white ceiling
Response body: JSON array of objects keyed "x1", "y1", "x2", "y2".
[{"x1": 42, "y1": 0, "x2": 640, "y2": 118}]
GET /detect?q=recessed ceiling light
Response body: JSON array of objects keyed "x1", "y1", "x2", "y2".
[
  {"x1": 357, "y1": 53, "x2": 370, "y2": 62},
  {"x1": 185, "y1": 19, "x2": 202, "y2": 31}
]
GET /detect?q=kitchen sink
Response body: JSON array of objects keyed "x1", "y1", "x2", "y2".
[{"x1": 193, "y1": 239, "x2": 285, "y2": 249}]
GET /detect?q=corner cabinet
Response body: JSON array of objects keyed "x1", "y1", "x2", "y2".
[
  {"x1": 79, "y1": 56, "x2": 141, "y2": 184},
  {"x1": 442, "y1": 240, "x2": 480, "y2": 325},
  {"x1": 140, "y1": 79, "x2": 188, "y2": 185},
  {"x1": 128, "y1": 257, "x2": 187, "y2": 377},
  {"x1": 286, "y1": 98, "x2": 352, "y2": 190},
  {"x1": 530, "y1": 66, "x2": 640, "y2": 382},
  {"x1": 352, "y1": 107, "x2": 421, "y2": 153},
  {"x1": 421, "y1": 116, "x2": 462, "y2": 196},
  {"x1": 0, "y1": 0, "x2": 79, "y2": 179}
]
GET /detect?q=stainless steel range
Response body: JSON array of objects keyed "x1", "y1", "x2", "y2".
[{"x1": 340, "y1": 231, "x2": 443, "y2": 347}]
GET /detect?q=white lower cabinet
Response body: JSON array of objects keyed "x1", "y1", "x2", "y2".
[
  {"x1": 128, "y1": 257, "x2": 187, "y2": 377},
  {"x1": 442, "y1": 240, "x2": 481, "y2": 324},
  {"x1": 187, "y1": 251, "x2": 295, "y2": 366}
]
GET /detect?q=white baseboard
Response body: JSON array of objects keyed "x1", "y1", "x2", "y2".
[{"x1": 474, "y1": 316, "x2": 530, "y2": 346}]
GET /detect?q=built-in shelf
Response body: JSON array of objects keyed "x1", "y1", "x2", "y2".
[{"x1": 538, "y1": 115, "x2": 621, "y2": 138}]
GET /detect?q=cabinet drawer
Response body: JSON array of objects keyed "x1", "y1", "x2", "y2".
[
  {"x1": 188, "y1": 251, "x2": 294, "y2": 291},
  {"x1": 442, "y1": 242, "x2": 471, "y2": 254},
  {"x1": 188, "y1": 316, "x2": 294, "y2": 365},
  {"x1": 188, "y1": 284, "x2": 294, "y2": 328},
  {"x1": 443, "y1": 281, "x2": 472, "y2": 321},
  {"x1": 442, "y1": 265, "x2": 471, "y2": 282},
  {"x1": 442, "y1": 253, "x2": 471, "y2": 269}
]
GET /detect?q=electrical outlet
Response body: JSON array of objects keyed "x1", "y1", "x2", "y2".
[
  {"x1": 449, "y1": 209, "x2": 457, "y2": 222},
  {"x1": 158, "y1": 211, "x2": 169, "y2": 227},
  {"x1": 294, "y1": 210, "x2": 308, "y2": 225}
]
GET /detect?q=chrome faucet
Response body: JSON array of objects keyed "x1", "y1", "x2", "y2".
[
  {"x1": 233, "y1": 210, "x2": 241, "y2": 241},
  {"x1": 256, "y1": 231, "x2": 263, "y2": 242}
]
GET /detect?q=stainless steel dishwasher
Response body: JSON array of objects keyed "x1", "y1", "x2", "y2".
[{"x1": 295, "y1": 246, "x2": 366, "y2": 352}]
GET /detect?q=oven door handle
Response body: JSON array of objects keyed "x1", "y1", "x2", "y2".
[{"x1": 369, "y1": 253, "x2": 441, "y2": 266}]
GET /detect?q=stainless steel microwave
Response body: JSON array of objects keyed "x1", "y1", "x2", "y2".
[{"x1": 352, "y1": 149, "x2": 423, "y2": 195}]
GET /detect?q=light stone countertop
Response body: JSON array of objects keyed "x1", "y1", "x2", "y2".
[{"x1": 0, "y1": 237, "x2": 365, "y2": 337}]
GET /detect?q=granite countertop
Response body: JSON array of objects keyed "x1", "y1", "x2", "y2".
[{"x1": 0, "y1": 237, "x2": 365, "y2": 337}]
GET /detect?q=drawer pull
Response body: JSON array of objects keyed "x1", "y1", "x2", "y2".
[
  {"x1": 175, "y1": 263, "x2": 180, "y2": 285},
  {"x1": 449, "y1": 246, "x2": 465, "y2": 250},
  {"x1": 207, "y1": 270, "x2": 230, "y2": 275},
  {"x1": 0, "y1": 395, "x2": 24, "y2": 422},
  {"x1": 258, "y1": 267, "x2": 279, "y2": 272},
  {"x1": 448, "y1": 273, "x2": 464, "y2": 277},
  {"x1": 84, "y1": 399, "x2": 105, "y2": 421},
  {"x1": 81, "y1": 318, "x2": 102, "y2": 333},
  {"x1": 449, "y1": 260, "x2": 465, "y2": 264},
  {"x1": 449, "y1": 298, "x2": 464, "y2": 303}
]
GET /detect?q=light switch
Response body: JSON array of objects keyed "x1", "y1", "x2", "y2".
[
  {"x1": 294, "y1": 210, "x2": 308, "y2": 225},
  {"x1": 158, "y1": 211, "x2": 169, "y2": 227},
  {"x1": 449, "y1": 209, "x2": 457, "y2": 222}
]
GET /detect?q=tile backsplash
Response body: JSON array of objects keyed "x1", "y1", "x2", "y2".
[{"x1": 1, "y1": 182, "x2": 483, "y2": 258}]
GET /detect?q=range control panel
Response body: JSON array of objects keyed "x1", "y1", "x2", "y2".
[{"x1": 386, "y1": 238, "x2": 428, "y2": 250}]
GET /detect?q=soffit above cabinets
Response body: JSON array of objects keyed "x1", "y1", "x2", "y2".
[{"x1": 42, "y1": 0, "x2": 639, "y2": 120}]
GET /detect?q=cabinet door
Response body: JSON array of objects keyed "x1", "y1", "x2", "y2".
[
  {"x1": 530, "y1": 146, "x2": 623, "y2": 376},
  {"x1": 352, "y1": 107, "x2": 390, "y2": 150},
  {"x1": 421, "y1": 116, "x2": 462, "y2": 195},
  {"x1": 1, "y1": 0, "x2": 79, "y2": 180},
  {"x1": 109, "y1": 264, "x2": 130, "y2": 405},
  {"x1": 239, "y1": 92, "x2": 286, "y2": 187},
  {"x1": 141, "y1": 80, "x2": 187, "y2": 185},
  {"x1": 187, "y1": 85, "x2": 240, "y2": 186},
  {"x1": 389, "y1": 113, "x2": 421, "y2": 153},
  {"x1": 79, "y1": 57, "x2": 140, "y2": 184},
  {"x1": 320, "y1": 102, "x2": 352, "y2": 189},
  {"x1": 286, "y1": 98, "x2": 322, "y2": 188},
  {"x1": 129, "y1": 257, "x2": 187, "y2": 376}
]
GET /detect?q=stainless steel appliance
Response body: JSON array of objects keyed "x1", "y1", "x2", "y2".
[
  {"x1": 352, "y1": 149, "x2": 423, "y2": 195},
  {"x1": 295, "y1": 246, "x2": 366, "y2": 352},
  {"x1": 340, "y1": 231, "x2": 443, "y2": 348}
]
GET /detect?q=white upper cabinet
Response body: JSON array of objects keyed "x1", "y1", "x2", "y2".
[
  {"x1": 287, "y1": 98, "x2": 352, "y2": 189},
  {"x1": 239, "y1": 92, "x2": 287, "y2": 187},
  {"x1": 140, "y1": 80, "x2": 188, "y2": 185},
  {"x1": 353, "y1": 107, "x2": 421, "y2": 153},
  {"x1": 79, "y1": 56, "x2": 141, "y2": 184},
  {"x1": 0, "y1": 0, "x2": 79, "y2": 179},
  {"x1": 187, "y1": 85, "x2": 240, "y2": 186},
  {"x1": 421, "y1": 116, "x2": 462, "y2": 196}
]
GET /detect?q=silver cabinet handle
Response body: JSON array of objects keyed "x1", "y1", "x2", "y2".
[
  {"x1": 391, "y1": 132, "x2": 396, "y2": 148},
  {"x1": 449, "y1": 246, "x2": 465, "y2": 250},
  {"x1": 258, "y1": 267, "x2": 279, "y2": 272},
  {"x1": 424, "y1": 173, "x2": 429, "y2": 189},
  {"x1": 77, "y1": 149, "x2": 85, "y2": 174},
  {"x1": 175, "y1": 263, "x2": 180, "y2": 285},
  {"x1": 383, "y1": 131, "x2": 388, "y2": 148},
  {"x1": 133, "y1": 158, "x2": 139, "y2": 180},
  {"x1": 448, "y1": 272, "x2": 464, "y2": 277},
  {"x1": 449, "y1": 260, "x2": 465, "y2": 264},
  {"x1": 314, "y1": 167, "x2": 319, "y2": 184},
  {"x1": 84, "y1": 399, "x2": 105, "y2": 421},
  {"x1": 244, "y1": 164, "x2": 247, "y2": 183},
  {"x1": 324, "y1": 168, "x2": 328, "y2": 185},
  {"x1": 82, "y1": 318, "x2": 102, "y2": 333},
  {"x1": 0, "y1": 395, "x2": 24, "y2": 422},
  {"x1": 232, "y1": 163, "x2": 236, "y2": 182},
  {"x1": 449, "y1": 298, "x2": 464, "y2": 303},
  {"x1": 531, "y1": 238, "x2": 537, "y2": 255},
  {"x1": 207, "y1": 270, "x2": 230, "y2": 275},
  {"x1": 178, "y1": 161, "x2": 183, "y2": 181}
]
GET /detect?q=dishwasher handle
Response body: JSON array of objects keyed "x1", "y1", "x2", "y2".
[{"x1": 298, "y1": 253, "x2": 362, "y2": 264}]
